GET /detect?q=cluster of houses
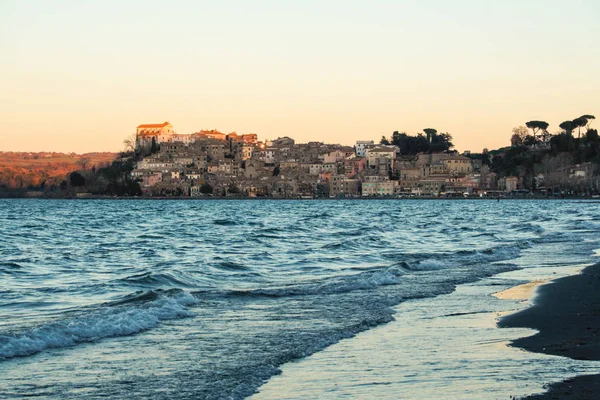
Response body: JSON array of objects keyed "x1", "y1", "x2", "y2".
[{"x1": 130, "y1": 122, "x2": 519, "y2": 197}]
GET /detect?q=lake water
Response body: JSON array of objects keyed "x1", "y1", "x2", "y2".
[{"x1": 1, "y1": 199, "x2": 599, "y2": 399}]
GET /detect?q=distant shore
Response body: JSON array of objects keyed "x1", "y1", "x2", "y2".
[
  {"x1": 1, "y1": 194, "x2": 599, "y2": 201},
  {"x1": 499, "y1": 263, "x2": 600, "y2": 399}
]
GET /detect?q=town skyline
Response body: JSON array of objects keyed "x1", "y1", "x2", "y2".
[
  {"x1": 2, "y1": 1, "x2": 599, "y2": 153},
  {"x1": 1, "y1": 115, "x2": 597, "y2": 154}
]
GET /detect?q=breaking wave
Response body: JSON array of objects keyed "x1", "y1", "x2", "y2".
[
  {"x1": 0, "y1": 292, "x2": 198, "y2": 360},
  {"x1": 239, "y1": 267, "x2": 404, "y2": 297}
]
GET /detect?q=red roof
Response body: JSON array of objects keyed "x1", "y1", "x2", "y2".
[{"x1": 137, "y1": 121, "x2": 171, "y2": 129}]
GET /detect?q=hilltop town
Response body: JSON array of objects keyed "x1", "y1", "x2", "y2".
[
  {"x1": 130, "y1": 122, "x2": 477, "y2": 198},
  {"x1": 129, "y1": 121, "x2": 597, "y2": 198},
  {"x1": 1, "y1": 117, "x2": 598, "y2": 198}
]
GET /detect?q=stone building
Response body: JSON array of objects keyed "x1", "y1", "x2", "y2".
[{"x1": 136, "y1": 122, "x2": 175, "y2": 147}]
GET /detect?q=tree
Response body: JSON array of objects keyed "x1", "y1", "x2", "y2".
[
  {"x1": 77, "y1": 157, "x2": 90, "y2": 171},
  {"x1": 429, "y1": 132, "x2": 454, "y2": 153},
  {"x1": 523, "y1": 135, "x2": 537, "y2": 146},
  {"x1": 200, "y1": 183, "x2": 213, "y2": 194},
  {"x1": 150, "y1": 137, "x2": 159, "y2": 154},
  {"x1": 525, "y1": 120, "x2": 549, "y2": 140},
  {"x1": 386, "y1": 130, "x2": 451, "y2": 155},
  {"x1": 69, "y1": 171, "x2": 86, "y2": 187},
  {"x1": 316, "y1": 183, "x2": 330, "y2": 198},
  {"x1": 580, "y1": 114, "x2": 595, "y2": 130},
  {"x1": 423, "y1": 128, "x2": 437, "y2": 143},
  {"x1": 481, "y1": 148, "x2": 491, "y2": 165},
  {"x1": 511, "y1": 133, "x2": 523, "y2": 147},
  {"x1": 512, "y1": 126, "x2": 528, "y2": 142},
  {"x1": 572, "y1": 117, "x2": 588, "y2": 139},
  {"x1": 273, "y1": 165, "x2": 280, "y2": 176},
  {"x1": 380, "y1": 136, "x2": 390, "y2": 145},
  {"x1": 559, "y1": 120, "x2": 576, "y2": 136},
  {"x1": 550, "y1": 133, "x2": 576, "y2": 153},
  {"x1": 123, "y1": 133, "x2": 136, "y2": 153},
  {"x1": 391, "y1": 131, "x2": 402, "y2": 144},
  {"x1": 586, "y1": 129, "x2": 599, "y2": 143},
  {"x1": 227, "y1": 182, "x2": 241, "y2": 194}
]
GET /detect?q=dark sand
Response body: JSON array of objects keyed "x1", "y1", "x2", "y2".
[{"x1": 499, "y1": 263, "x2": 600, "y2": 399}]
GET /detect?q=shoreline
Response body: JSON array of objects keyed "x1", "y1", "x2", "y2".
[
  {"x1": 1, "y1": 195, "x2": 598, "y2": 201},
  {"x1": 499, "y1": 262, "x2": 600, "y2": 399},
  {"x1": 253, "y1": 265, "x2": 598, "y2": 399}
]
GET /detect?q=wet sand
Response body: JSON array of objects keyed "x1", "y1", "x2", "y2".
[
  {"x1": 493, "y1": 280, "x2": 548, "y2": 301},
  {"x1": 499, "y1": 263, "x2": 600, "y2": 399},
  {"x1": 253, "y1": 266, "x2": 600, "y2": 399}
]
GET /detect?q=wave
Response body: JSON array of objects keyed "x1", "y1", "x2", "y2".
[
  {"x1": 321, "y1": 241, "x2": 350, "y2": 250},
  {"x1": 250, "y1": 233, "x2": 281, "y2": 240},
  {"x1": 473, "y1": 232, "x2": 497, "y2": 238},
  {"x1": 383, "y1": 244, "x2": 524, "y2": 270},
  {"x1": 411, "y1": 259, "x2": 451, "y2": 271},
  {"x1": 137, "y1": 233, "x2": 165, "y2": 240},
  {"x1": 258, "y1": 227, "x2": 283, "y2": 233},
  {"x1": 229, "y1": 267, "x2": 404, "y2": 298},
  {"x1": 0, "y1": 292, "x2": 198, "y2": 360},
  {"x1": 226, "y1": 243, "x2": 526, "y2": 299},
  {"x1": 116, "y1": 272, "x2": 193, "y2": 287},
  {"x1": 300, "y1": 212, "x2": 331, "y2": 221},
  {"x1": 513, "y1": 223, "x2": 545, "y2": 234},
  {"x1": 0, "y1": 262, "x2": 24, "y2": 274},
  {"x1": 214, "y1": 261, "x2": 249, "y2": 271},
  {"x1": 321, "y1": 237, "x2": 384, "y2": 251},
  {"x1": 213, "y1": 219, "x2": 237, "y2": 226},
  {"x1": 107, "y1": 288, "x2": 187, "y2": 306}
]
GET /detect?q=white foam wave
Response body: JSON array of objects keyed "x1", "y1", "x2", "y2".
[
  {"x1": 366, "y1": 268, "x2": 402, "y2": 286},
  {"x1": 0, "y1": 292, "x2": 198, "y2": 360},
  {"x1": 414, "y1": 259, "x2": 451, "y2": 270},
  {"x1": 250, "y1": 267, "x2": 403, "y2": 297}
]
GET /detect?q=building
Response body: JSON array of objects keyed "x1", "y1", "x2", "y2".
[
  {"x1": 344, "y1": 156, "x2": 367, "y2": 177},
  {"x1": 505, "y1": 176, "x2": 518, "y2": 192},
  {"x1": 362, "y1": 180, "x2": 397, "y2": 196},
  {"x1": 280, "y1": 159, "x2": 299, "y2": 170},
  {"x1": 330, "y1": 175, "x2": 361, "y2": 197},
  {"x1": 242, "y1": 144, "x2": 255, "y2": 161},
  {"x1": 309, "y1": 162, "x2": 336, "y2": 175},
  {"x1": 441, "y1": 155, "x2": 473, "y2": 175},
  {"x1": 204, "y1": 140, "x2": 226, "y2": 162},
  {"x1": 272, "y1": 137, "x2": 295, "y2": 147},
  {"x1": 399, "y1": 167, "x2": 422, "y2": 180},
  {"x1": 242, "y1": 133, "x2": 258, "y2": 144},
  {"x1": 366, "y1": 146, "x2": 398, "y2": 168},
  {"x1": 170, "y1": 133, "x2": 195, "y2": 144},
  {"x1": 355, "y1": 140, "x2": 375, "y2": 157},
  {"x1": 264, "y1": 148, "x2": 278, "y2": 164},
  {"x1": 136, "y1": 122, "x2": 175, "y2": 147},
  {"x1": 322, "y1": 150, "x2": 347, "y2": 163},
  {"x1": 195, "y1": 130, "x2": 227, "y2": 141},
  {"x1": 417, "y1": 178, "x2": 445, "y2": 196}
]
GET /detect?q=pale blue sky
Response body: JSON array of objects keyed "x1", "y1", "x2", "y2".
[{"x1": 1, "y1": 0, "x2": 599, "y2": 152}]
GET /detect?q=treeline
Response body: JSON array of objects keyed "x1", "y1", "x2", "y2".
[
  {"x1": 473, "y1": 115, "x2": 599, "y2": 189},
  {"x1": 0, "y1": 151, "x2": 141, "y2": 197},
  {"x1": 509, "y1": 116, "x2": 596, "y2": 146},
  {"x1": 64, "y1": 153, "x2": 142, "y2": 197},
  {"x1": 380, "y1": 129, "x2": 454, "y2": 154},
  {"x1": 0, "y1": 152, "x2": 116, "y2": 190},
  {"x1": 0, "y1": 151, "x2": 116, "y2": 161}
]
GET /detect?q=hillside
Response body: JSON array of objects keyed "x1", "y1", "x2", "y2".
[{"x1": 0, "y1": 152, "x2": 117, "y2": 189}]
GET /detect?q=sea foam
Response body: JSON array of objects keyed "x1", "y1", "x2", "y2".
[
  {"x1": 0, "y1": 292, "x2": 198, "y2": 360},
  {"x1": 237, "y1": 267, "x2": 403, "y2": 298}
]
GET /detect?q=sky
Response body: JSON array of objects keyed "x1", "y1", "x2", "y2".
[{"x1": 1, "y1": 0, "x2": 599, "y2": 153}]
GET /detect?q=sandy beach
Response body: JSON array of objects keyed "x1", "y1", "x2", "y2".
[{"x1": 499, "y1": 263, "x2": 600, "y2": 399}]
